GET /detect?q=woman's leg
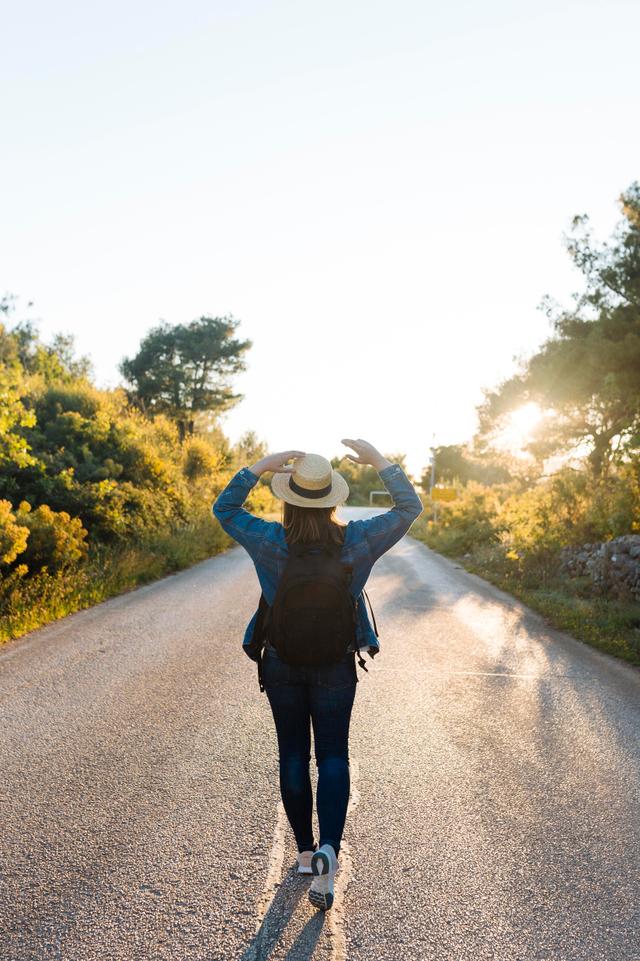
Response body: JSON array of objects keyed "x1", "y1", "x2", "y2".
[
  {"x1": 263, "y1": 653, "x2": 315, "y2": 853},
  {"x1": 309, "y1": 654, "x2": 357, "y2": 857}
]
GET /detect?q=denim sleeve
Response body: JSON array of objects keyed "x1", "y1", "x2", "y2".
[
  {"x1": 350, "y1": 464, "x2": 424, "y2": 564},
  {"x1": 211, "y1": 467, "x2": 277, "y2": 563}
]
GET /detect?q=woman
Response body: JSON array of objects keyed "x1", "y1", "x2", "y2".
[{"x1": 212, "y1": 438, "x2": 423, "y2": 911}]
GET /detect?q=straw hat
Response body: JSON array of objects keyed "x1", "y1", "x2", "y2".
[{"x1": 271, "y1": 453, "x2": 349, "y2": 509}]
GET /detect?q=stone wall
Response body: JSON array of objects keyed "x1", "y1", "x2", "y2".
[{"x1": 560, "y1": 534, "x2": 640, "y2": 601}]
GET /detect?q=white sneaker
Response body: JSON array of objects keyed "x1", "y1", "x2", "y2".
[
  {"x1": 308, "y1": 844, "x2": 339, "y2": 911},
  {"x1": 296, "y1": 849, "x2": 315, "y2": 874}
]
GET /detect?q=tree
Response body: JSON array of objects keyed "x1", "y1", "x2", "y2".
[
  {"x1": 11, "y1": 322, "x2": 93, "y2": 383},
  {"x1": 419, "y1": 444, "x2": 512, "y2": 491},
  {"x1": 119, "y1": 315, "x2": 252, "y2": 440},
  {"x1": 232, "y1": 430, "x2": 268, "y2": 468},
  {"x1": 1, "y1": 295, "x2": 92, "y2": 383},
  {"x1": 477, "y1": 183, "x2": 640, "y2": 478},
  {"x1": 330, "y1": 451, "x2": 410, "y2": 504}
]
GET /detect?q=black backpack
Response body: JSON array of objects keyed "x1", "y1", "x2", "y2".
[{"x1": 254, "y1": 535, "x2": 377, "y2": 691}]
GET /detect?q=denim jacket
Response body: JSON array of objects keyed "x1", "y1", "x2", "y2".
[{"x1": 211, "y1": 463, "x2": 424, "y2": 661}]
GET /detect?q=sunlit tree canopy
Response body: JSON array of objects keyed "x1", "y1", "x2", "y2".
[{"x1": 477, "y1": 182, "x2": 640, "y2": 478}]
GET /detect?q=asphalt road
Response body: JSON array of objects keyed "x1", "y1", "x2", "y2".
[{"x1": 1, "y1": 507, "x2": 639, "y2": 961}]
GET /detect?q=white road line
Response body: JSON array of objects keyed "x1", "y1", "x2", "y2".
[
  {"x1": 252, "y1": 757, "x2": 360, "y2": 960},
  {"x1": 327, "y1": 756, "x2": 360, "y2": 961},
  {"x1": 378, "y1": 668, "x2": 562, "y2": 678},
  {"x1": 255, "y1": 799, "x2": 288, "y2": 932}
]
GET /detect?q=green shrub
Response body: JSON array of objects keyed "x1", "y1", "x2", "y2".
[
  {"x1": 0, "y1": 499, "x2": 29, "y2": 564},
  {"x1": 15, "y1": 502, "x2": 88, "y2": 572},
  {"x1": 182, "y1": 437, "x2": 224, "y2": 482},
  {"x1": 413, "y1": 482, "x2": 503, "y2": 556}
]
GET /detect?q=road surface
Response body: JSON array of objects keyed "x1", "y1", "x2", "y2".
[{"x1": 1, "y1": 507, "x2": 639, "y2": 961}]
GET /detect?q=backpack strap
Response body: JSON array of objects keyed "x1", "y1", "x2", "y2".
[
  {"x1": 258, "y1": 646, "x2": 265, "y2": 693},
  {"x1": 355, "y1": 648, "x2": 368, "y2": 675},
  {"x1": 362, "y1": 588, "x2": 379, "y2": 637},
  {"x1": 254, "y1": 592, "x2": 271, "y2": 693},
  {"x1": 351, "y1": 588, "x2": 377, "y2": 679}
]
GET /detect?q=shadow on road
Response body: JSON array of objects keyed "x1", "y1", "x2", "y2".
[{"x1": 238, "y1": 869, "x2": 325, "y2": 961}]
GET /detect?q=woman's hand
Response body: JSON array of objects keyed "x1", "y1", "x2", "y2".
[
  {"x1": 341, "y1": 438, "x2": 392, "y2": 472},
  {"x1": 249, "y1": 450, "x2": 306, "y2": 477}
]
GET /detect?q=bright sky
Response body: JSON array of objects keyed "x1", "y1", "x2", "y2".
[{"x1": 3, "y1": 0, "x2": 639, "y2": 480}]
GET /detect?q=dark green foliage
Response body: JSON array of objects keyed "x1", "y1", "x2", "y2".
[
  {"x1": 0, "y1": 378, "x2": 193, "y2": 542},
  {"x1": 119, "y1": 315, "x2": 252, "y2": 440}
]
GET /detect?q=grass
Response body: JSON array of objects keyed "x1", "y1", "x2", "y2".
[
  {"x1": 0, "y1": 517, "x2": 235, "y2": 645},
  {"x1": 410, "y1": 527, "x2": 640, "y2": 667}
]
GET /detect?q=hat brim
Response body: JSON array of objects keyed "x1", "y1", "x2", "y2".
[{"x1": 271, "y1": 469, "x2": 350, "y2": 508}]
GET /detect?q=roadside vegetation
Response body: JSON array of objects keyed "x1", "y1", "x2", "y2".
[
  {"x1": 2, "y1": 182, "x2": 639, "y2": 665},
  {"x1": 0, "y1": 309, "x2": 278, "y2": 643},
  {"x1": 411, "y1": 182, "x2": 640, "y2": 666}
]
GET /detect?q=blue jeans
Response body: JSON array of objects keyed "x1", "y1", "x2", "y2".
[{"x1": 262, "y1": 645, "x2": 358, "y2": 857}]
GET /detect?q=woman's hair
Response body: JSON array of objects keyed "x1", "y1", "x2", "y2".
[{"x1": 282, "y1": 502, "x2": 347, "y2": 546}]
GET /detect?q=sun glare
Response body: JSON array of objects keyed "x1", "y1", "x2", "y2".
[{"x1": 499, "y1": 403, "x2": 543, "y2": 455}]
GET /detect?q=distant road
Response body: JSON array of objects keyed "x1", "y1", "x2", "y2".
[{"x1": 1, "y1": 507, "x2": 639, "y2": 961}]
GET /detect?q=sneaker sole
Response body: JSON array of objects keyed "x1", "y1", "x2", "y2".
[
  {"x1": 308, "y1": 887, "x2": 334, "y2": 911},
  {"x1": 309, "y1": 849, "x2": 335, "y2": 911}
]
